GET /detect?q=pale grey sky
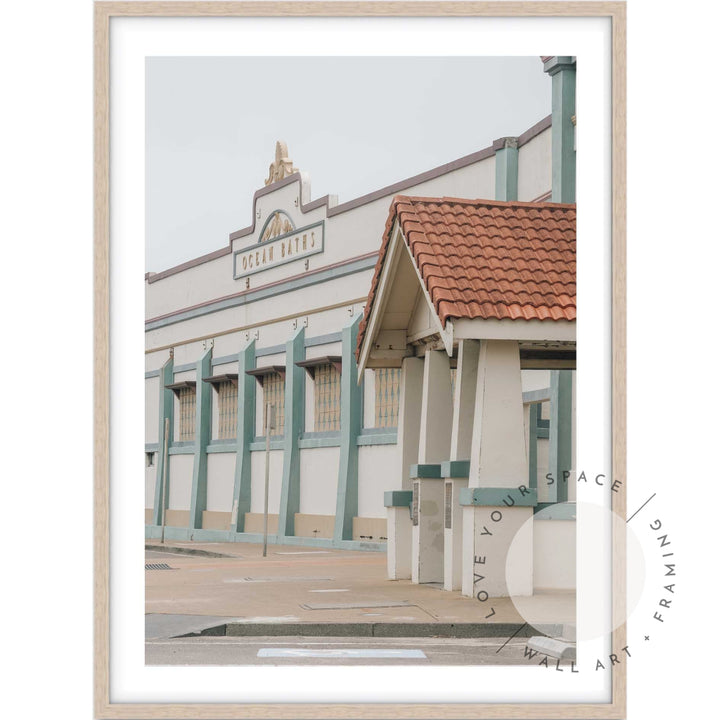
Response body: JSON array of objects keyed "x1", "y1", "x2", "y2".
[{"x1": 146, "y1": 56, "x2": 551, "y2": 272}]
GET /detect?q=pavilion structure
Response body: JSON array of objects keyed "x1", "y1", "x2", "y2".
[{"x1": 356, "y1": 195, "x2": 576, "y2": 597}]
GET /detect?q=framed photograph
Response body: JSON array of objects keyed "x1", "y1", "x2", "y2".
[{"x1": 95, "y1": 2, "x2": 626, "y2": 718}]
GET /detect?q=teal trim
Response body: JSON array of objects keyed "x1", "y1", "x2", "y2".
[
  {"x1": 145, "y1": 370, "x2": 160, "y2": 379},
  {"x1": 495, "y1": 143, "x2": 519, "y2": 201},
  {"x1": 250, "y1": 439, "x2": 285, "y2": 451},
  {"x1": 278, "y1": 327, "x2": 305, "y2": 538},
  {"x1": 207, "y1": 443, "x2": 237, "y2": 454},
  {"x1": 528, "y1": 403, "x2": 539, "y2": 490},
  {"x1": 231, "y1": 340, "x2": 256, "y2": 532},
  {"x1": 356, "y1": 433, "x2": 397, "y2": 446},
  {"x1": 173, "y1": 362, "x2": 196, "y2": 374},
  {"x1": 537, "y1": 427, "x2": 549, "y2": 439},
  {"x1": 440, "y1": 460, "x2": 471, "y2": 478},
  {"x1": 298, "y1": 434, "x2": 341, "y2": 449},
  {"x1": 384, "y1": 490, "x2": 413, "y2": 508},
  {"x1": 546, "y1": 56, "x2": 576, "y2": 203},
  {"x1": 168, "y1": 446, "x2": 195, "y2": 455},
  {"x1": 535, "y1": 502, "x2": 576, "y2": 520},
  {"x1": 305, "y1": 332, "x2": 342, "y2": 348},
  {"x1": 255, "y1": 342, "x2": 286, "y2": 358},
  {"x1": 459, "y1": 487, "x2": 538, "y2": 507},
  {"x1": 144, "y1": 524, "x2": 387, "y2": 551},
  {"x1": 409, "y1": 463, "x2": 442, "y2": 479},
  {"x1": 152, "y1": 357, "x2": 174, "y2": 526},
  {"x1": 145, "y1": 443, "x2": 159, "y2": 453},
  {"x1": 548, "y1": 370, "x2": 573, "y2": 503},
  {"x1": 334, "y1": 314, "x2": 362, "y2": 543},
  {"x1": 211, "y1": 354, "x2": 240, "y2": 368},
  {"x1": 145, "y1": 254, "x2": 378, "y2": 332},
  {"x1": 189, "y1": 348, "x2": 212, "y2": 529}
]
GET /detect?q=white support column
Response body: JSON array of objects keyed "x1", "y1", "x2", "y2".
[
  {"x1": 385, "y1": 357, "x2": 423, "y2": 580},
  {"x1": 412, "y1": 350, "x2": 453, "y2": 584},
  {"x1": 417, "y1": 351, "x2": 453, "y2": 464},
  {"x1": 397, "y1": 358, "x2": 424, "y2": 488},
  {"x1": 461, "y1": 340, "x2": 534, "y2": 599},
  {"x1": 444, "y1": 339, "x2": 480, "y2": 591}
]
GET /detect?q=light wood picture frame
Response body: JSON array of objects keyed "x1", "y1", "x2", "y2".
[{"x1": 94, "y1": 2, "x2": 626, "y2": 718}]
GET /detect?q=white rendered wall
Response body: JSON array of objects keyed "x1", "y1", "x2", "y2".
[
  {"x1": 168, "y1": 454, "x2": 194, "y2": 511},
  {"x1": 358, "y1": 444, "x2": 398, "y2": 517},
  {"x1": 145, "y1": 465, "x2": 156, "y2": 510},
  {"x1": 533, "y1": 519, "x2": 576, "y2": 591},
  {"x1": 206, "y1": 453, "x2": 236, "y2": 512},
  {"x1": 249, "y1": 449, "x2": 283, "y2": 514},
  {"x1": 145, "y1": 376, "x2": 159, "y2": 444},
  {"x1": 299, "y1": 447, "x2": 340, "y2": 516},
  {"x1": 145, "y1": 274, "x2": 371, "y2": 354},
  {"x1": 517, "y1": 128, "x2": 552, "y2": 201}
]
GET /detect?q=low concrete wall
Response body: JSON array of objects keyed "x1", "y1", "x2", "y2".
[
  {"x1": 352, "y1": 517, "x2": 387, "y2": 541},
  {"x1": 165, "y1": 509, "x2": 190, "y2": 528},
  {"x1": 294, "y1": 513, "x2": 335, "y2": 539},
  {"x1": 202, "y1": 510, "x2": 233, "y2": 531},
  {"x1": 244, "y1": 512, "x2": 279, "y2": 534}
]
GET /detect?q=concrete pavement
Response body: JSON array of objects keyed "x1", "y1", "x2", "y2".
[{"x1": 146, "y1": 539, "x2": 574, "y2": 638}]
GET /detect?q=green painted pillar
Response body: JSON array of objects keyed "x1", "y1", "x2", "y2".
[
  {"x1": 544, "y1": 56, "x2": 576, "y2": 203},
  {"x1": 494, "y1": 137, "x2": 519, "y2": 201},
  {"x1": 189, "y1": 346, "x2": 213, "y2": 529},
  {"x1": 548, "y1": 370, "x2": 573, "y2": 503},
  {"x1": 334, "y1": 314, "x2": 362, "y2": 543},
  {"x1": 277, "y1": 326, "x2": 305, "y2": 539},
  {"x1": 528, "y1": 403, "x2": 539, "y2": 490},
  {"x1": 152, "y1": 355, "x2": 174, "y2": 526},
  {"x1": 231, "y1": 339, "x2": 256, "y2": 533}
]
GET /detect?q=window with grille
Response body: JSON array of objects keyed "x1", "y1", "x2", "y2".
[
  {"x1": 314, "y1": 363, "x2": 341, "y2": 432},
  {"x1": 374, "y1": 368, "x2": 401, "y2": 428},
  {"x1": 262, "y1": 373, "x2": 285, "y2": 436},
  {"x1": 178, "y1": 386, "x2": 196, "y2": 442},
  {"x1": 217, "y1": 380, "x2": 238, "y2": 440}
]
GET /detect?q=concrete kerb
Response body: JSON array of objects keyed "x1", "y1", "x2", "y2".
[
  {"x1": 180, "y1": 622, "x2": 564, "y2": 639},
  {"x1": 145, "y1": 543, "x2": 236, "y2": 559}
]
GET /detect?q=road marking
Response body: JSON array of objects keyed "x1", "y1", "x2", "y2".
[
  {"x1": 257, "y1": 648, "x2": 427, "y2": 659},
  {"x1": 275, "y1": 551, "x2": 331, "y2": 555},
  {"x1": 301, "y1": 600, "x2": 412, "y2": 610},
  {"x1": 308, "y1": 589, "x2": 349, "y2": 593},
  {"x1": 225, "y1": 576, "x2": 335, "y2": 583}
]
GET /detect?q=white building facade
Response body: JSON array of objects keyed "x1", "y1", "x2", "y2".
[{"x1": 145, "y1": 57, "x2": 576, "y2": 596}]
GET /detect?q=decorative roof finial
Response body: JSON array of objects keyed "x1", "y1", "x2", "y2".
[{"x1": 265, "y1": 140, "x2": 297, "y2": 186}]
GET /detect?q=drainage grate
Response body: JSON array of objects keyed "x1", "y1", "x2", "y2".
[{"x1": 145, "y1": 563, "x2": 173, "y2": 570}]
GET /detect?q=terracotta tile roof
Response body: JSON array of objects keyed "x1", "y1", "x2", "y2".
[{"x1": 356, "y1": 196, "x2": 576, "y2": 358}]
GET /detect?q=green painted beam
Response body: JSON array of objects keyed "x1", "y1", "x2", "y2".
[
  {"x1": 409, "y1": 463, "x2": 442, "y2": 479},
  {"x1": 459, "y1": 487, "x2": 538, "y2": 507},
  {"x1": 535, "y1": 502, "x2": 576, "y2": 520},
  {"x1": 278, "y1": 326, "x2": 305, "y2": 539},
  {"x1": 231, "y1": 340, "x2": 256, "y2": 532},
  {"x1": 440, "y1": 460, "x2": 471, "y2": 478},
  {"x1": 384, "y1": 490, "x2": 413, "y2": 508},
  {"x1": 333, "y1": 314, "x2": 362, "y2": 543},
  {"x1": 152, "y1": 356, "x2": 174, "y2": 526},
  {"x1": 528, "y1": 403, "x2": 539, "y2": 490},
  {"x1": 494, "y1": 138, "x2": 519, "y2": 201},
  {"x1": 548, "y1": 370, "x2": 573, "y2": 503},
  {"x1": 545, "y1": 56, "x2": 576, "y2": 203},
  {"x1": 189, "y1": 347, "x2": 213, "y2": 529}
]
